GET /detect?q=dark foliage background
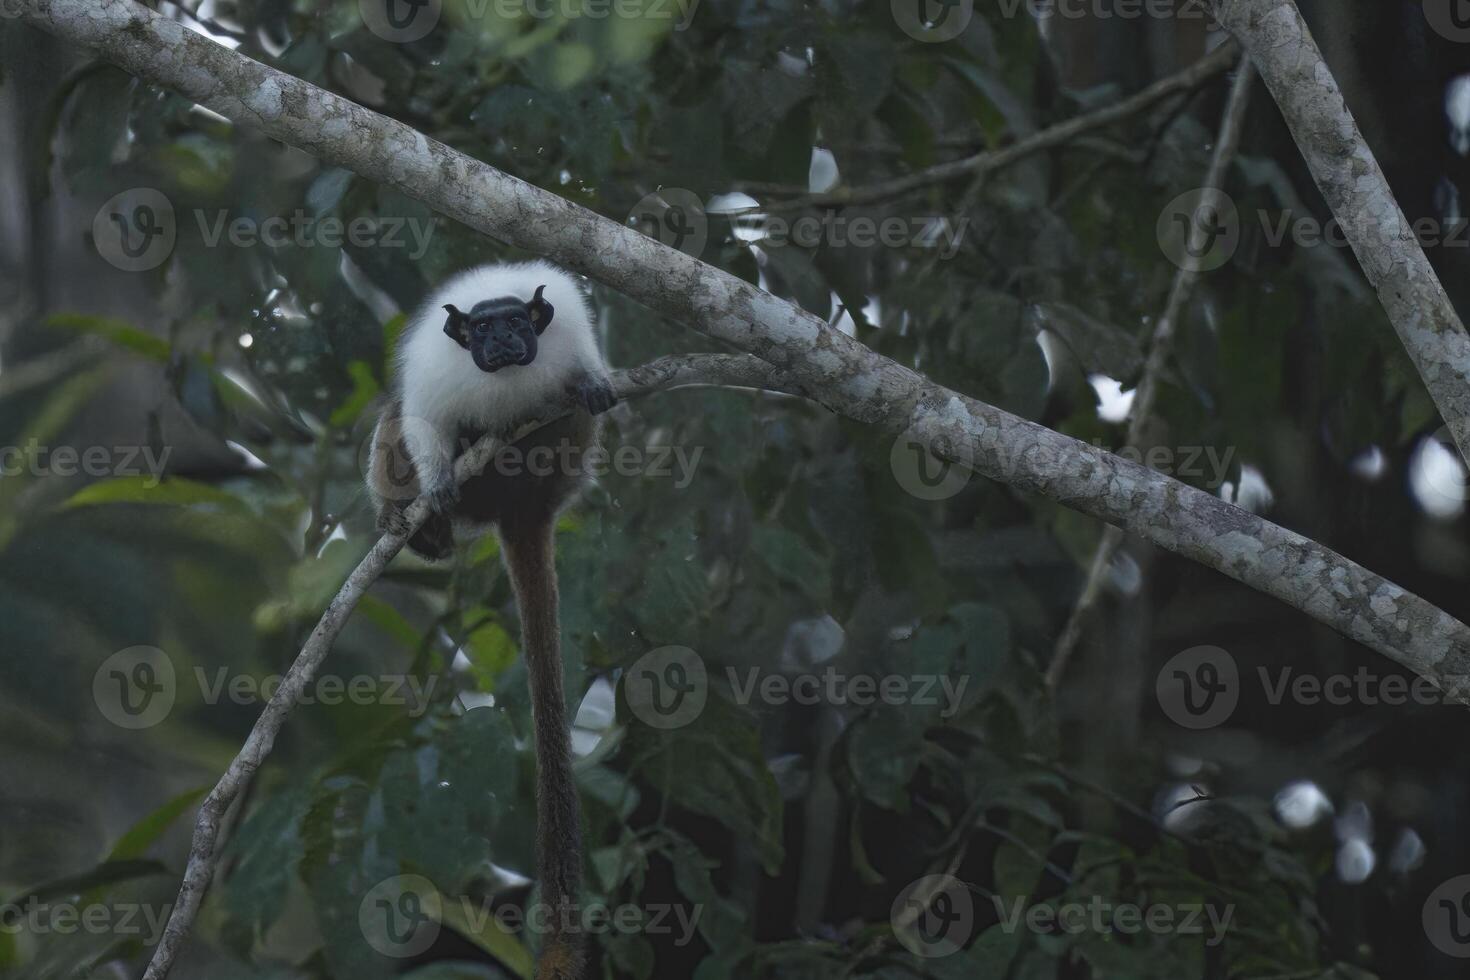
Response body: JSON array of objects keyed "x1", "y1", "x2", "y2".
[{"x1": 2, "y1": 1, "x2": 1469, "y2": 978}]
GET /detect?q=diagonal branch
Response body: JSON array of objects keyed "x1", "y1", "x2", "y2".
[
  {"x1": 1047, "y1": 59, "x2": 1257, "y2": 689},
  {"x1": 16, "y1": 0, "x2": 1470, "y2": 708},
  {"x1": 1215, "y1": 0, "x2": 1470, "y2": 466}
]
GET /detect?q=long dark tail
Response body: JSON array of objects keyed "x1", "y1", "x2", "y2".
[{"x1": 501, "y1": 517, "x2": 583, "y2": 980}]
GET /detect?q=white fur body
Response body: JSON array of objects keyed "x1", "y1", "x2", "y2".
[{"x1": 385, "y1": 261, "x2": 607, "y2": 494}]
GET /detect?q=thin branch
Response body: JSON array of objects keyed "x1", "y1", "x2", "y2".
[
  {"x1": 138, "y1": 353, "x2": 794, "y2": 980},
  {"x1": 1215, "y1": 0, "x2": 1470, "y2": 466},
  {"x1": 1047, "y1": 60, "x2": 1256, "y2": 689},
  {"x1": 719, "y1": 40, "x2": 1239, "y2": 216}
]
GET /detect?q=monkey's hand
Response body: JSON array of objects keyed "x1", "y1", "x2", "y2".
[
  {"x1": 377, "y1": 506, "x2": 415, "y2": 539},
  {"x1": 572, "y1": 374, "x2": 618, "y2": 416},
  {"x1": 428, "y1": 479, "x2": 461, "y2": 515}
]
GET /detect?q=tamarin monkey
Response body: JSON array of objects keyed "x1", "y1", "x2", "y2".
[{"x1": 367, "y1": 261, "x2": 616, "y2": 980}]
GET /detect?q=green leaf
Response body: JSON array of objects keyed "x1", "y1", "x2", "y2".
[
  {"x1": 107, "y1": 784, "x2": 209, "y2": 860},
  {"x1": 750, "y1": 526, "x2": 830, "y2": 604},
  {"x1": 61, "y1": 476, "x2": 247, "y2": 511},
  {"x1": 2, "y1": 860, "x2": 168, "y2": 915},
  {"x1": 438, "y1": 886, "x2": 534, "y2": 978},
  {"x1": 329, "y1": 359, "x2": 381, "y2": 428},
  {"x1": 463, "y1": 617, "x2": 519, "y2": 691},
  {"x1": 46, "y1": 313, "x2": 171, "y2": 361},
  {"x1": 847, "y1": 707, "x2": 925, "y2": 810},
  {"x1": 622, "y1": 695, "x2": 784, "y2": 874}
]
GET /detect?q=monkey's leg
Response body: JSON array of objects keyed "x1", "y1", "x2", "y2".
[{"x1": 501, "y1": 515, "x2": 583, "y2": 980}]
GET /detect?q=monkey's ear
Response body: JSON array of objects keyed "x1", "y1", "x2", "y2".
[
  {"x1": 442, "y1": 304, "x2": 471, "y2": 349},
  {"x1": 527, "y1": 285, "x2": 554, "y2": 335}
]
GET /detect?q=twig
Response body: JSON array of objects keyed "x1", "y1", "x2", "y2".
[
  {"x1": 719, "y1": 41, "x2": 1239, "y2": 217},
  {"x1": 1047, "y1": 59, "x2": 1256, "y2": 690},
  {"x1": 140, "y1": 353, "x2": 796, "y2": 980}
]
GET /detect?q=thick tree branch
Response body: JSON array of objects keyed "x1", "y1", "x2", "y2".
[
  {"x1": 16, "y1": 0, "x2": 1470, "y2": 696},
  {"x1": 1048, "y1": 61, "x2": 1256, "y2": 689},
  {"x1": 1215, "y1": 0, "x2": 1470, "y2": 465}
]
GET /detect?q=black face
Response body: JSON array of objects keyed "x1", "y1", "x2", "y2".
[{"x1": 442, "y1": 284, "x2": 555, "y2": 373}]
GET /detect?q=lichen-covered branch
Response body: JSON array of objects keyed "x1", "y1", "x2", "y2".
[
  {"x1": 1215, "y1": 0, "x2": 1470, "y2": 465},
  {"x1": 16, "y1": 0, "x2": 1470, "y2": 698}
]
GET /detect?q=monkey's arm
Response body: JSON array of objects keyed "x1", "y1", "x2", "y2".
[
  {"x1": 570, "y1": 373, "x2": 617, "y2": 416},
  {"x1": 368, "y1": 400, "x2": 460, "y2": 523}
]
